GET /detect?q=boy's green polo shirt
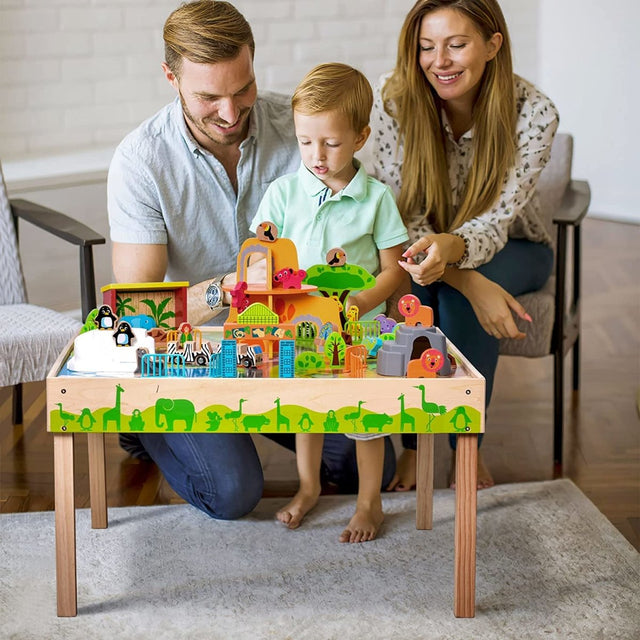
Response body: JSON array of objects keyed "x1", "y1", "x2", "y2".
[{"x1": 250, "y1": 160, "x2": 408, "y2": 318}]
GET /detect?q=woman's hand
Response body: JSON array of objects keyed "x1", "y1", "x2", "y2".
[
  {"x1": 456, "y1": 270, "x2": 532, "y2": 340},
  {"x1": 398, "y1": 233, "x2": 465, "y2": 286}
]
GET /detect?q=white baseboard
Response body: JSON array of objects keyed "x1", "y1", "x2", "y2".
[{"x1": 587, "y1": 211, "x2": 640, "y2": 225}]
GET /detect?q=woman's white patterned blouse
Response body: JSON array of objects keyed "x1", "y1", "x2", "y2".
[{"x1": 371, "y1": 75, "x2": 559, "y2": 269}]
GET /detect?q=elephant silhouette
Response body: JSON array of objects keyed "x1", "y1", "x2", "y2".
[{"x1": 155, "y1": 398, "x2": 196, "y2": 431}]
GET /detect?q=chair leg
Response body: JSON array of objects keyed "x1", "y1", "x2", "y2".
[
  {"x1": 553, "y1": 351, "x2": 564, "y2": 478},
  {"x1": 572, "y1": 336, "x2": 580, "y2": 392},
  {"x1": 12, "y1": 383, "x2": 23, "y2": 425}
]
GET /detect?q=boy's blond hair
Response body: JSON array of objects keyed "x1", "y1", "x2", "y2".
[{"x1": 292, "y1": 63, "x2": 373, "y2": 133}]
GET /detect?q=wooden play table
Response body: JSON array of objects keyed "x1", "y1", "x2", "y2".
[{"x1": 47, "y1": 329, "x2": 484, "y2": 618}]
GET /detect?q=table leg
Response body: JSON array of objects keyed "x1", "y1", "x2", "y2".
[
  {"x1": 416, "y1": 433, "x2": 434, "y2": 530},
  {"x1": 454, "y1": 433, "x2": 477, "y2": 618},
  {"x1": 54, "y1": 433, "x2": 77, "y2": 617},
  {"x1": 87, "y1": 433, "x2": 108, "y2": 529}
]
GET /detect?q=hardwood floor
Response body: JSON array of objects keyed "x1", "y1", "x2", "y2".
[{"x1": 1, "y1": 218, "x2": 638, "y2": 550}]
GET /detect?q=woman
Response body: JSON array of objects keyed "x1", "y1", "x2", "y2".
[{"x1": 373, "y1": 0, "x2": 558, "y2": 489}]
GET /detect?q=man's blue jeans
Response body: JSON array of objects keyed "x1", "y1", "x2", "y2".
[
  {"x1": 402, "y1": 239, "x2": 553, "y2": 451},
  {"x1": 138, "y1": 432, "x2": 397, "y2": 519}
]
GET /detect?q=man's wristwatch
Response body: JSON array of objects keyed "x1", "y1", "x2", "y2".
[{"x1": 205, "y1": 276, "x2": 225, "y2": 310}]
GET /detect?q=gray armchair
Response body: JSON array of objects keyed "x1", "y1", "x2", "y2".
[
  {"x1": 0, "y1": 161, "x2": 105, "y2": 424},
  {"x1": 499, "y1": 133, "x2": 590, "y2": 475}
]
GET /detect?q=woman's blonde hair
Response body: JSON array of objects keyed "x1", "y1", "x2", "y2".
[
  {"x1": 163, "y1": 1, "x2": 254, "y2": 78},
  {"x1": 292, "y1": 63, "x2": 373, "y2": 133},
  {"x1": 383, "y1": 0, "x2": 516, "y2": 231}
]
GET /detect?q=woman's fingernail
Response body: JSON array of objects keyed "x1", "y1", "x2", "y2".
[{"x1": 524, "y1": 313, "x2": 532, "y2": 322}]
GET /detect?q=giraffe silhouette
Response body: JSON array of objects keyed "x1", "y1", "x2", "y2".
[
  {"x1": 274, "y1": 398, "x2": 290, "y2": 431},
  {"x1": 102, "y1": 384, "x2": 124, "y2": 431},
  {"x1": 414, "y1": 384, "x2": 446, "y2": 432},
  {"x1": 225, "y1": 398, "x2": 246, "y2": 431},
  {"x1": 397, "y1": 394, "x2": 415, "y2": 432}
]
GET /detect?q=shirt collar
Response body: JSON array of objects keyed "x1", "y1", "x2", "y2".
[
  {"x1": 441, "y1": 109, "x2": 473, "y2": 144},
  {"x1": 297, "y1": 158, "x2": 368, "y2": 201}
]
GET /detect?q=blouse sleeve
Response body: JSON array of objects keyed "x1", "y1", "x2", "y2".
[{"x1": 453, "y1": 86, "x2": 559, "y2": 269}]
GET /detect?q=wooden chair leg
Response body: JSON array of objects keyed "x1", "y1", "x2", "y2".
[
  {"x1": 416, "y1": 433, "x2": 434, "y2": 530},
  {"x1": 572, "y1": 336, "x2": 580, "y2": 392},
  {"x1": 12, "y1": 383, "x2": 23, "y2": 425},
  {"x1": 553, "y1": 349, "x2": 564, "y2": 478}
]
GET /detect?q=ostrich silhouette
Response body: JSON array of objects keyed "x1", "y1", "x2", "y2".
[
  {"x1": 225, "y1": 398, "x2": 247, "y2": 431},
  {"x1": 344, "y1": 400, "x2": 365, "y2": 426},
  {"x1": 56, "y1": 402, "x2": 75, "y2": 423},
  {"x1": 413, "y1": 385, "x2": 446, "y2": 432}
]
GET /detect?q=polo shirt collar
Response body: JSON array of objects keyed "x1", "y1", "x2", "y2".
[{"x1": 297, "y1": 158, "x2": 368, "y2": 202}]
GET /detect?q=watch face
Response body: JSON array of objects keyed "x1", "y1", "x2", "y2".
[{"x1": 206, "y1": 282, "x2": 222, "y2": 309}]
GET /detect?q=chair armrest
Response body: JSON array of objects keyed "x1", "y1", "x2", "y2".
[
  {"x1": 10, "y1": 198, "x2": 105, "y2": 248},
  {"x1": 553, "y1": 180, "x2": 590, "y2": 227},
  {"x1": 10, "y1": 197, "x2": 106, "y2": 319}
]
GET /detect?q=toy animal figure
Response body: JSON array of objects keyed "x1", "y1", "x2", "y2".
[
  {"x1": 113, "y1": 321, "x2": 135, "y2": 347},
  {"x1": 398, "y1": 294, "x2": 434, "y2": 327},
  {"x1": 95, "y1": 304, "x2": 118, "y2": 330},
  {"x1": 119, "y1": 314, "x2": 156, "y2": 330},
  {"x1": 256, "y1": 221, "x2": 278, "y2": 242},
  {"x1": 346, "y1": 305, "x2": 359, "y2": 322},
  {"x1": 230, "y1": 281, "x2": 250, "y2": 312},
  {"x1": 326, "y1": 247, "x2": 347, "y2": 266},
  {"x1": 373, "y1": 313, "x2": 397, "y2": 334},
  {"x1": 273, "y1": 267, "x2": 307, "y2": 289}
]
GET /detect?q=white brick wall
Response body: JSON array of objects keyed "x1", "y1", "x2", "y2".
[{"x1": 0, "y1": 0, "x2": 536, "y2": 162}]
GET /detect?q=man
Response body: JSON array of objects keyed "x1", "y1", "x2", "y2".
[{"x1": 107, "y1": 0, "x2": 396, "y2": 519}]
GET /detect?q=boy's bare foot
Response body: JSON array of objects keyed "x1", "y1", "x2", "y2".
[
  {"x1": 339, "y1": 500, "x2": 384, "y2": 543},
  {"x1": 385, "y1": 447, "x2": 416, "y2": 492},
  {"x1": 276, "y1": 488, "x2": 320, "y2": 529},
  {"x1": 448, "y1": 450, "x2": 495, "y2": 490}
]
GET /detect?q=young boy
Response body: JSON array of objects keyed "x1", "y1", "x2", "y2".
[{"x1": 250, "y1": 63, "x2": 409, "y2": 543}]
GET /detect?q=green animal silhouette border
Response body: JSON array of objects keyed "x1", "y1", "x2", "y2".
[{"x1": 50, "y1": 397, "x2": 482, "y2": 435}]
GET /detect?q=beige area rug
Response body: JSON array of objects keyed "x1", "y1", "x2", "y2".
[{"x1": 1, "y1": 479, "x2": 638, "y2": 640}]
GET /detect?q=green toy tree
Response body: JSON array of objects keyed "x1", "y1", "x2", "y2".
[
  {"x1": 324, "y1": 331, "x2": 346, "y2": 367},
  {"x1": 304, "y1": 263, "x2": 376, "y2": 324}
]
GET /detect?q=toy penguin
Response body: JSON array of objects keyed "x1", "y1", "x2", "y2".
[
  {"x1": 113, "y1": 321, "x2": 135, "y2": 347},
  {"x1": 95, "y1": 304, "x2": 118, "y2": 330}
]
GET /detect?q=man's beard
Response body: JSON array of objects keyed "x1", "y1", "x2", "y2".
[{"x1": 180, "y1": 93, "x2": 250, "y2": 148}]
